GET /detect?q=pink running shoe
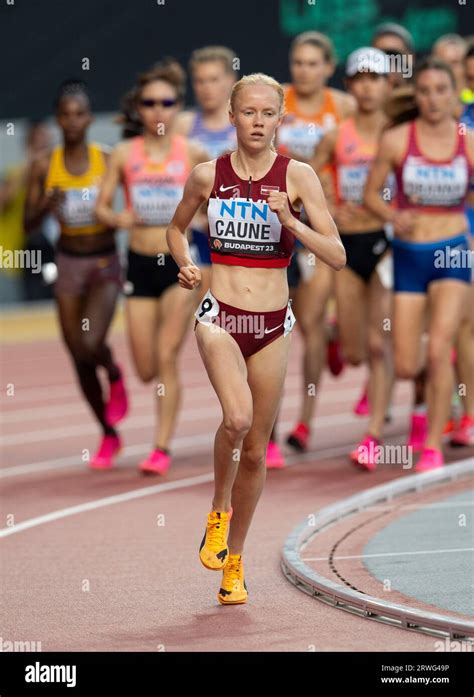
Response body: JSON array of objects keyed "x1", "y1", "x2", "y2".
[
  {"x1": 353, "y1": 386, "x2": 370, "y2": 416},
  {"x1": 407, "y1": 412, "x2": 428, "y2": 452},
  {"x1": 450, "y1": 415, "x2": 474, "y2": 448},
  {"x1": 90, "y1": 433, "x2": 121, "y2": 470},
  {"x1": 139, "y1": 448, "x2": 171, "y2": 475},
  {"x1": 350, "y1": 434, "x2": 380, "y2": 472},
  {"x1": 286, "y1": 422, "x2": 310, "y2": 452},
  {"x1": 105, "y1": 366, "x2": 129, "y2": 426},
  {"x1": 415, "y1": 447, "x2": 444, "y2": 472},
  {"x1": 266, "y1": 440, "x2": 286, "y2": 469},
  {"x1": 326, "y1": 329, "x2": 345, "y2": 377}
]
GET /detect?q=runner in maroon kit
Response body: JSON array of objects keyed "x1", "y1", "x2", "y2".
[{"x1": 167, "y1": 73, "x2": 345, "y2": 604}]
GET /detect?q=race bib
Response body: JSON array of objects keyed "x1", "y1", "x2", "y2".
[
  {"x1": 403, "y1": 156, "x2": 468, "y2": 208},
  {"x1": 60, "y1": 187, "x2": 99, "y2": 227},
  {"x1": 277, "y1": 123, "x2": 324, "y2": 160},
  {"x1": 130, "y1": 184, "x2": 183, "y2": 226},
  {"x1": 208, "y1": 197, "x2": 282, "y2": 257},
  {"x1": 338, "y1": 164, "x2": 368, "y2": 204}
]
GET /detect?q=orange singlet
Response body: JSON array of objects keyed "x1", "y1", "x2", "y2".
[{"x1": 277, "y1": 85, "x2": 341, "y2": 160}]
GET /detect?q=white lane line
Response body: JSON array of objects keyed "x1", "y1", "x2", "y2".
[
  {"x1": 2, "y1": 422, "x2": 384, "y2": 479},
  {"x1": 0, "y1": 402, "x2": 409, "y2": 450},
  {"x1": 0, "y1": 473, "x2": 215, "y2": 539},
  {"x1": 302, "y1": 547, "x2": 474, "y2": 562},
  {"x1": 0, "y1": 380, "x2": 388, "y2": 424},
  {"x1": 1, "y1": 450, "x2": 471, "y2": 542},
  {"x1": 0, "y1": 440, "x2": 394, "y2": 539},
  {"x1": 0, "y1": 370, "x2": 368, "y2": 405},
  {"x1": 0, "y1": 422, "x2": 359, "y2": 478}
]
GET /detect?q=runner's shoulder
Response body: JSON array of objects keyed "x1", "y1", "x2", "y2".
[
  {"x1": 111, "y1": 139, "x2": 135, "y2": 165},
  {"x1": 329, "y1": 88, "x2": 356, "y2": 118},
  {"x1": 174, "y1": 110, "x2": 196, "y2": 135},
  {"x1": 287, "y1": 158, "x2": 317, "y2": 183},
  {"x1": 190, "y1": 159, "x2": 217, "y2": 191},
  {"x1": 378, "y1": 122, "x2": 410, "y2": 159},
  {"x1": 30, "y1": 150, "x2": 52, "y2": 179}
]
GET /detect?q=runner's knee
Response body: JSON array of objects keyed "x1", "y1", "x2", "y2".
[{"x1": 223, "y1": 411, "x2": 252, "y2": 441}]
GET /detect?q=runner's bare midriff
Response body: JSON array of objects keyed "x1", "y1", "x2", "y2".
[
  {"x1": 210, "y1": 264, "x2": 289, "y2": 311},
  {"x1": 130, "y1": 226, "x2": 191, "y2": 255},
  {"x1": 397, "y1": 211, "x2": 468, "y2": 242},
  {"x1": 58, "y1": 229, "x2": 116, "y2": 254}
]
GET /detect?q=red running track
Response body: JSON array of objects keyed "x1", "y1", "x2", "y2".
[{"x1": 1, "y1": 317, "x2": 472, "y2": 651}]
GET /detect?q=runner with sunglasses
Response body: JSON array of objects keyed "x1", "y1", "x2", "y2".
[{"x1": 96, "y1": 60, "x2": 207, "y2": 475}]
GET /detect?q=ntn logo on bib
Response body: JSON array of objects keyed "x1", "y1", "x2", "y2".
[
  {"x1": 130, "y1": 184, "x2": 183, "y2": 226},
  {"x1": 208, "y1": 197, "x2": 282, "y2": 243},
  {"x1": 402, "y1": 156, "x2": 469, "y2": 207}
]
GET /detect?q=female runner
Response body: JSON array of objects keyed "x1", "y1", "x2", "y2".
[
  {"x1": 313, "y1": 47, "x2": 393, "y2": 470},
  {"x1": 364, "y1": 58, "x2": 474, "y2": 471},
  {"x1": 96, "y1": 61, "x2": 207, "y2": 475},
  {"x1": 275, "y1": 31, "x2": 355, "y2": 460},
  {"x1": 167, "y1": 73, "x2": 345, "y2": 604},
  {"x1": 24, "y1": 80, "x2": 127, "y2": 469},
  {"x1": 175, "y1": 45, "x2": 237, "y2": 299}
]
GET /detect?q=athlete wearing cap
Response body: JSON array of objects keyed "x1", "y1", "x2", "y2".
[{"x1": 313, "y1": 47, "x2": 393, "y2": 470}]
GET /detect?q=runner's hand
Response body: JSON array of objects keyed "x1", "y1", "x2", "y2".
[
  {"x1": 114, "y1": 209, "x2": 143, "y2": 228},
  {"x1": 393, "y1": 210, "x2": 415, "y2": 237},
  {"x1": 43, "y1": 187, "x2": 65, "y2": 215},
  {"x1": 334, "y1": 202, "x2": 358, "y2": 228},
  {"x1": 178, "y1": 264, "x2": 201, "y2": 290},
  {"x1": 267, "y1": 191, "x2": 293, "y2": 227}
]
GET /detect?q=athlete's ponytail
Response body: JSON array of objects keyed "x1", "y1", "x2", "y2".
[
  {"x1": 116, "y1": 87, "x2": 143, "y2": 139},
  {"x1": 229, "y1": 73, "x2": 285, "y2": 152},
  {"x1": 384, "y1": 85, "x2": 418, "y2": 128}
]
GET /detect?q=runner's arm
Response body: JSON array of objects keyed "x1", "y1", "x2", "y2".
[
  {"x1": 167, "y1": 161, "x2": 214, "y2": 269},
  {"x1": 279, "y1": 160, "x2": 346, "y2": 270}
]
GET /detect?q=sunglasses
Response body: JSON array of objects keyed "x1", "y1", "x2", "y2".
[{"x1": 139, "y1": 98, "x2": 178, "y2": 109}]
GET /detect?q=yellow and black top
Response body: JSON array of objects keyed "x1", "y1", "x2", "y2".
[{"x1": 45, "y1": 143, "x2": 108, "y2": 236}]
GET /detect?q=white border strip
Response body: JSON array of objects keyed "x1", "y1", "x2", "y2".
[{"x1": 281, "y1": 457, "x2": 474, "y2": 640}]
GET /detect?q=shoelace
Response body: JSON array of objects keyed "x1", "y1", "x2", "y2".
[
  {"x1": 224, "y1": 558, "x2": 242, "y2": 589},
  {"x1": 207, "y1": 513, "x2": 227, "y2": 549}
]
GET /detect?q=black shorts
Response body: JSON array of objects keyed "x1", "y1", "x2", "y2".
[
  {"x1": 125, "y1": 250, "x2": 179, "y2": 298},
  {"x1": 339, "y1": 230, "x2": 389, "y2": 283}
]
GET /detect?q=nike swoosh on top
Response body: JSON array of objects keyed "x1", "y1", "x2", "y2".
[
  {"x1": 219, "y1": 184, "x2": 239, "y2": 192},
  {"x1": 264, "y1": 323, "x2": 283, "y2": 334}
]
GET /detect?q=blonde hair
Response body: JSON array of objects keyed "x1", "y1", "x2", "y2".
[
  {"x1": 229, "y1": 73, "x2": 284, "y2": 152},
  {"x1": 229, "y1": 73, "x2": 285, "y2": 115},
  {"x1": 290, "y1": 31, "x2": 335, "y2": 64}
]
